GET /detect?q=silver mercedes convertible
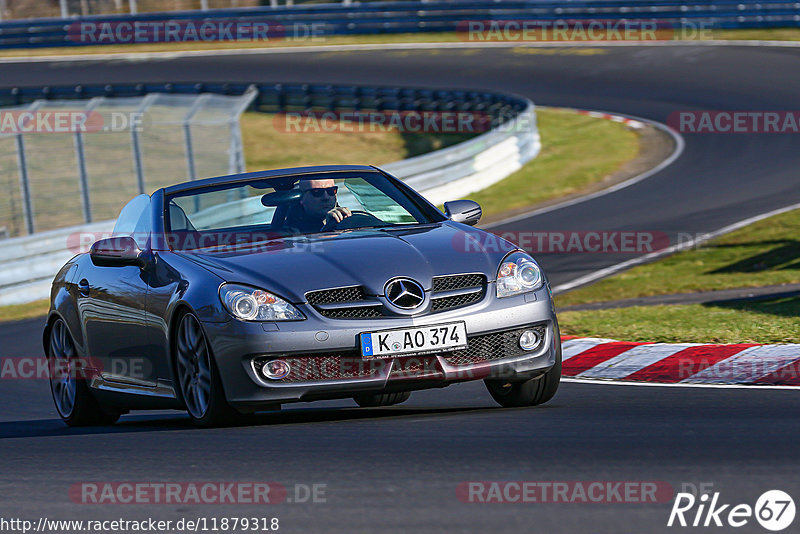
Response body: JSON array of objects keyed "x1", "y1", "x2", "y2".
[{"x1": 45, "y1": 165, "x2": 561, "y2": 426}]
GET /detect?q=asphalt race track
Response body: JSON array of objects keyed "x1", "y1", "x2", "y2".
[{"x1": 1, "y1": 44, "x2": 800, "y2": 532}]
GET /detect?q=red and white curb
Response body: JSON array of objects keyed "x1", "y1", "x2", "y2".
[
  {"x1": 574, "y1": 109, "x2": 646, "y2": 129},
  {"x1": 547, "y1": 107, "x2": 646, "y2": 129},
  {"x1": 560, "y1": 338, "x2": 800, "y2": 386}
]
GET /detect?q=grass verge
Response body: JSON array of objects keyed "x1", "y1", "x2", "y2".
[
  {"x1": 0, "y1": 33, "x2": 464, "y2": 58},
  {"x1": 4, "y1": 28, "x2": 800, "y2": 60},
  {"x1": 0, "y1": 299, "x2": 50, "y2": 322},
  {"x1": 558, "y1": 297, "x2": 800, "y2": 344},
  {"x1": 557, "y1": 207, "x2": 800, "y2": 344},
  {"x1": 240, "y1": 111, "x2": 473, "y2": 170},
  {"x1": 557, "y1": 208, "x2": 800, "y2": 306}
]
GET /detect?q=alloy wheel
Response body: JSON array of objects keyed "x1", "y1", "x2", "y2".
[{"x1": 176, "y1": 314, "x2": 212, "y2": 419}]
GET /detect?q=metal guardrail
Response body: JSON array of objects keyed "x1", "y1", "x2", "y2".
[
  {"x1": 0, "y1": 81, "x2": 539, "y2": 305},
  {"x1": 0, "y1": 0, "x2": 798, "y2": 49}
]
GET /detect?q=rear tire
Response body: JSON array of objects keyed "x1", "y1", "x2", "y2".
[
  {"x1": 485, "y1": 334, "x2": 562, "y2": 408},
  {"x1": 48, "y1": 318, "x2": 121, "y2": 426},
  {"x1": 354, "y1": 391, "x2": 411, "y2": 407},
  {"x1": 174, "y1": 311, "x2": 251, "y2": 427}
]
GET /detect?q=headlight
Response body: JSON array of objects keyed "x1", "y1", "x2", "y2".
[
  {"x1": 496, "y1": 251, "x2": 543, "y2": 298},
  {"x1": 219, "y1": 284, "x2": 304, "y2": 321}
]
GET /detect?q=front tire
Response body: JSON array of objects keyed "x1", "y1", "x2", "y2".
[
  {"x1": 174, "y1": 311, "x2": 248, "y2": 427},
  {"x1": 48, "y1": 318, "x2": 120, "y2": 426},
  {"x1": 353, "y1": 391, "x2": 411, "y2": 407},
  {"x1": 485, "y1": 339, "x2": 561, "y2": 408}
]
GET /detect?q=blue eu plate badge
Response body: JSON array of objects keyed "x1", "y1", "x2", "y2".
[{"x1": 360, "y1": 333, "x2": 373, "y2": 358}]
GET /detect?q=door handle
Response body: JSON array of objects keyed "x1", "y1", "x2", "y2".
[{"x1": 78, "y1": 279, "x2": 90, "y2": 297}]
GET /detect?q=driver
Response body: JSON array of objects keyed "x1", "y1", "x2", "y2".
[{"x1": 289, "y1": 178, "x2": 352, "y2": 233}]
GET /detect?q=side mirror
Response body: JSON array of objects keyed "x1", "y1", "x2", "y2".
[
  {"x1": 444, "y1": 200, "x2": 482, "y2": 226},
  {"x1": 90, "y1": 236, "x2": 143, "y2": 267}
]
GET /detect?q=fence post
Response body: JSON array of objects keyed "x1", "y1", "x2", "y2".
[
  {"x1": 200, "y1": 0, "x2": 209, "y2": 10},
  {"x1": 131, "y1": 93, "x2": 156, "y2": 195},
  {"x1": 14, "y1": 134, "x2": 34, "y2": 235},
  {"x1": 74, "y1": 131, "x2": 91, "y2": 223},
  {"x1": 228, "y1": 85, "x2": 258, "y2": 174},
  {"x1": 183, "y1": 94, "x2": 210, "y2": 182},
  {"x1": 129, "y1": 0, "x2": 137, "y2": 15},
  {"x1": 74, "y1": 97, "x2": 102, "y2": 224},
  {"x1": 59, "y1": 0, "x2": 69, "y2": 18},
  {"x1": 14, "y1": 101, "x2": 43, "y2": 235}
]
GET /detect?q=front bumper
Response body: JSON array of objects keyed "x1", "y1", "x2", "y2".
[{"x1": 201, "y1": 286, "x2": 559, "y2": 409}]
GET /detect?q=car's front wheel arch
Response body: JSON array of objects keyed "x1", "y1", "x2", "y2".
[{"x1": 169, "y1": 307, "x2": 249, "y2": 427}]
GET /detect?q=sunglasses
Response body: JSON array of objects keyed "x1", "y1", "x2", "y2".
[{"x1": 304, "y1": 186, "x2": 338, "y2": 198}]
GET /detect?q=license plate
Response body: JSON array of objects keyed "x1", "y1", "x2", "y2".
[{"x1": 360, "y1": 322, "x2": 468, "y2": 359}]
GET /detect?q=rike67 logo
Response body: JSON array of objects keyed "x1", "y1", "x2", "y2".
[{"x1": 668, "y1": 490, "x2": 795, "y2": 531}]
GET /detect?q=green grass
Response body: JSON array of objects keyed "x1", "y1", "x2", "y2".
[
  {"x1": 713, "y1": 28, "x2": 800, "y2": 42},
  {"x1": 469, "y1": 108, "x2": 639, "y2": 218},
  {"x1": 0, "y1": 32, "x2": 465, "y2": 58},
  {"x1": 557, "y1": 208, "x2": 800, "y2": 307},
  {"x1": 3, "y1": 27, "x2": 800, "y2": 60},
  {"x1": 240, "y1": 112, "x2": 473, "y2": 170},
  {"x1": 556, "y1": 206, "x2": 800, "y2": 344},
  {"x1": 0, "y1": 299, "x2": 50, "y2": 322},
  {"x1": 558, "y1": 297, "x2": 800, "y2": 344}
]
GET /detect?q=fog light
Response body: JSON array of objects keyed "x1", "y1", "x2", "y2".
[
  {"x1": 262, "y1": 359, "x2": 291, "y2": 380},
  {"x1": 519, "y1": 330, "x2": 541, "y2": 351}
]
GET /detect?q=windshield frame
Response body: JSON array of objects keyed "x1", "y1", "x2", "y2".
[{"x1": 158, "y1": 170, "x2": 448, "y2": 251}]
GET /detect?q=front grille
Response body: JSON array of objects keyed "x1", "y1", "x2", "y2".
[
  {"x1": 432, "y1": 273, "x2": 485, "y2": 292},
  {"x1": 319, "y1": 307, "x2": 382, "y2": 319},
  {"x1": 306, "y1": 286, "x2": 366, "y2": 305},
  {"x1": 443, "y1": 325, "x2": 546, "y2": 366},
  {"x1": 253, "y1": 352, "x2": 385, "y2": 383},
  {"x1": 430, "y1": 273, "x2": 486, "y2": 313},
  {"x1": 305, "y1": 273, "x2": 487, "y2": 319},
  {"x1": 305, "y1": 285, "x2": 383, "y2": 319}
]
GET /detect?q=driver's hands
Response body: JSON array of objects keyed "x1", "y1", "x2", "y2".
[{"x1": 324, "y1": 206, "x2": 352, "y2": 226}]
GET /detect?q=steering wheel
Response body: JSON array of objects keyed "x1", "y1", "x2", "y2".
[{"x1": 332, "y1": 210, "x2": 386, "y2": 230}]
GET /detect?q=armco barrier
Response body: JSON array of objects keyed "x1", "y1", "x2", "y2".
[
  {"x1": 0, "y1": 0, "x2": 799, "y2": 49},
  {"x1": 0, "y1": 81, "x2": 539, "y2": 305}
]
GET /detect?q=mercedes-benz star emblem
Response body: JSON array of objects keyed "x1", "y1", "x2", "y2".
[{"x1": 384, "y1": 278, "x2": 425, "y2": 309}]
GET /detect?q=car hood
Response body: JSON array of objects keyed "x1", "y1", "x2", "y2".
[{"x1": 174, "y1": 222, "x2": 517, "y2": 303}]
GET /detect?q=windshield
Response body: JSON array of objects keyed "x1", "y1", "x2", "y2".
[{"x1": 164, "y1": 172, "x2": 443, "y2": 250}]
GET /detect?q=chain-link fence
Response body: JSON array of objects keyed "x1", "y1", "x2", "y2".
[{"x1": 0, "y1": 87, "x2": 256, "y2": 237}]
